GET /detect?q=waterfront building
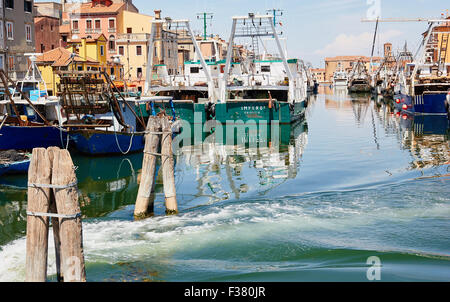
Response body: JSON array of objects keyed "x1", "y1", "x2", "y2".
[
  {"x1": 2, "y1": 0, "x2": 36, "y2": 80},
  {"x1": 324, "y1": 55, "x2": 383, "y2": 83},
  {"x1": 311, "y1": 68, "x2": 326, "y2": 83},
  {"x1": 34, "y1": 2, "x2": 63, "y2": 53},
  {"x1": 35, "y1": 46, "x2": 101, "y2": 95}
]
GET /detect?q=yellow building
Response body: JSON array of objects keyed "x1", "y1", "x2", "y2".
[
  {"x1": 115, "y1": 10, "x2": 153, "y2": 92},
  {"x1": 311, "y1": 68, "x2": 326, "y2": 83},
  {"x1": 66, "y1": 34, "x2": 123, "y2": 81},
  {"x1": 116, "y1": 10, "x2": 179, "y2": 92},
  {"x1": 423, "y1": 18, "x2": 450, "y2": 65},
  {"x1": 36, "y1": 47, "x2": 101, "y2": 96}
]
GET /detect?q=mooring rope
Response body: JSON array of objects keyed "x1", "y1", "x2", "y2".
[
  {"x1": 110, "y1": 106, "x2": 135, "y2": 155},
  {"x1": 27, "y1": 211, "x2": 81, "y2": 219},
  {"x1": 28, "y1": 182, "x2": 78, "y2": 190}
]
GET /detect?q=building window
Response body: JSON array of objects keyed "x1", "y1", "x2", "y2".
[
  {"x1": 51, "y1": 24, "x2": 54, "y2": 32},
  {"x1": 41, "y1": 44, "x2": 45, "y2": 53},
  {"x1": 6, "y1": 22, "x2": 13, "y2": 40},
  {"x1": 51, "y1": 45, "x2": 55, "y2": 50},
  {"x1": 95, "y1": 20, "x2": 101, "y2": 29},
  {"x1": 136, "y1": 46, "x2": 142, "y2": 56},
  {"x1": 40, "y1": 24, "x2": 44, "y2": 31},
  {"x1": 261, "y1": 65, "x2": 270, "y2": 72},
  {"x1": 137, "y1": 67, "x2": 142, "y2": 78},
  {"x1": 110, "y1": 67, "x2": 115, "y2": 75},
  {"x1": 86, "y1": 20, "x2": 92, "y2": 29},
  {"x1": 109, "y1": 35, "x2": 115, "y2": 51},
  {"x1": 5, "y1": 0, "x2": 13, "y2": 9},
  {"x1": 190, "y1": 67, "x2": 200, "y2": 74},
  {"x1": 24, "y1": 1, "x2": 32, "y2": 13},
  {"x1": 0, "y1": 21, "x2": 3, "y2": 40},
  {"x1": 109, "y1": 19, "x2": 115, "y2": 29},
  {"x1": 72, "y1": 20, "x2": 79, "y2": 30},
  {"x1": 8, "y1": 56, "x2": 14, "y2": 71},
  {"x1": 77, "y1": 65, "x2": 83, "y2": 71},
  {"x1": 25, "y1": 25, "x2": 32, "y2": 42},
  {"x1": 127, "y1": 28, "x2": 132, "y2": 34},
  {"x1": 118, "y1": 46, "x2": 124, "y2": 56},
  {"x1": 100, "y1": 45, "x2": 105, "y2": 56}
]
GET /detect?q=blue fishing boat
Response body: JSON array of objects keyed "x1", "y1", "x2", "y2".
[
  {"x1": 0, "y1": 151, "x2": 31, "y2": 176},
  {"x1": 0, "y1": 159, "x2": 31, "y2": 176},
  {"x1": 70, "y1": 129, "x2": 145, "y2": 155},
  {"x1": 0, "y1": 74, "x2": 68, "y2": 150},
  {"x1": 59, "y1": 71, "x2": 173, "y2": 156},
  {"x1": 393, "y1": 20, "x2": 450, "y2": 115},
  {"x1": 0, "y1": 123, "x2": 68, "y2": 151},
  {"x1": 0, "y1": 55, "x2": 69, "y2": 151}
]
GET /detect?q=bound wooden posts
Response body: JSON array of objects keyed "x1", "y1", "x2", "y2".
[
  {"x1": 134, "y1": 116, "x2": 161, "y2": 219},
  {"x1": 135, "y1": 115, "x2": 178, "y2": 219},
  {"x1": 26, "y1": 148, "x2": 51, "y2": 282},
  {"x1": 161, "y1": 116, "x2": 178, "y2": 215},
  {"x1": 25, "y1": 147, "x2": 86, "y2": 282}
]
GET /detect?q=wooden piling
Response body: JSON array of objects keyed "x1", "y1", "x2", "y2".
[
  {"x1": 25, "y1": 148, "x2": 52, "y2": 282},
  {"x1": 52, "y1": 149, "x2": 86, "y2": 282},
  {"x1": 134, "y1": 116, "x2": 161, "y2": 219},
  {"x1": 47, "y1": 147, "x2": 63, "y2": 282},
  {"x1": 161, "y1": 116, "x2": 178, "y2": 215}
]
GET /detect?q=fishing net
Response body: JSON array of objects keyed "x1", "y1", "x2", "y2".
[{"x1": 0, "y1": 150, "x2": 29, "y2": 165}]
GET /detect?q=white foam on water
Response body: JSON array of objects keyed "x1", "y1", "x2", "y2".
[{"x1": 1, "y1": 194, "x2": 449, "y2": 281}]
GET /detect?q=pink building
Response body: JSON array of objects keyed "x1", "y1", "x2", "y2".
[{"x1": 64, "y1": 0, "x2": 139, "y2": 62}]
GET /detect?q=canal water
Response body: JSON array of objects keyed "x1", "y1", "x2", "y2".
[{"x1": 1, "y1": 87, "x2": 449, "y2": 282}]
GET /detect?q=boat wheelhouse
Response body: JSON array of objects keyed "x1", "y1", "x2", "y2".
[
  {"x1": 217, "y1": 14, "x2": 308, "y2": 125},
  {"x1": 142, "y1": 19, "x2": 219, "y2": 124},
  {"x1": 348, "y1": 60, "x2": 371, "y2": 93},
  {"x1": 394, "y1": 19, "x2": 450, "y2": 115},
  {"x1": 0, "y1": 56, "x2": 69, "y2": 151},
  {"x1": 332, "y1": 68, "x2": 349, "y2": 87}
]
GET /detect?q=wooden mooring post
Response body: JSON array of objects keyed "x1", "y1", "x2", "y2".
[
  {"x1": 25, "y1": 147, "x2": 86, "y2": 282},
  {"x1": 134, "y1": 114, "x2": 178, "y2": 220},
  {"x1": 161, "y1": 116, "x2": 178, "y2": 215}
]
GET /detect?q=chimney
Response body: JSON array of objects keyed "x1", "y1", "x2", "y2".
[{"x1": 154, "y1": 10, "x2": 161, "y2": 20}]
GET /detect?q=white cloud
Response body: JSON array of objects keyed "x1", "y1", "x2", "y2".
[{"x1": 314, "y1": 29, "x2": 403, "y2": 57}]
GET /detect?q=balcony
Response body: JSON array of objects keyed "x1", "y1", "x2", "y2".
[
  {"x1": 72, "y1": 29, "x2": 80, "y2": 34},
  {"x1": 108, "y1": 28, "x2": 116, "y2": 33},
  {"x1": 117, "y1": 33, "x2": 151, "y2": 43}
]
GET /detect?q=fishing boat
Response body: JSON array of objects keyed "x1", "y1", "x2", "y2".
[
  {"x1": 0, "y1": 55, "x2": 68, "y2": 151},
  {"x1": 348, "y1": 59, "x2": 371, "y2": 93},
  {"x1": 58, "y1": 71, "x2": 170, "y2": 156},
  {"x1": 141, "y1": 19, "x2": 217, "y2": 125},
  {"x1": 0, "y1": 150, "x2": 31, "y2": 176},
  {"x1": 217, "y1": 13, "x2": 308, "y2": 125},
  {"x1": 394, "y1": 19, "x2": 450, "y2": 115},
  {"x1": 332, "y1": 68, "x2": 349, "y2": 87}
]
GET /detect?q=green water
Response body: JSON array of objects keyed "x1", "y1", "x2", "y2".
[{"x1": 1, "y1": 88, "x2": 449, "y2": 282}]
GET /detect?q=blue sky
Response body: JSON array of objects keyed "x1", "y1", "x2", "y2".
[
  {"x1": 133, "y1": 0, "x2": 449, "y2": 67},
  {"x1": 43, "y1": 0, "x2": 450, "y2": 67}
]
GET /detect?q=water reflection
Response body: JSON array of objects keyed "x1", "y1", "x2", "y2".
[
  {"x1": 372, "y1": 97, "x2": 450, "y2": 171},
  {"x1": 173, "y1": 121, "x2": 309, "y2": 206},
  {"x1": 73, "y1": 153, "x2": 143, "y2": 218}
]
